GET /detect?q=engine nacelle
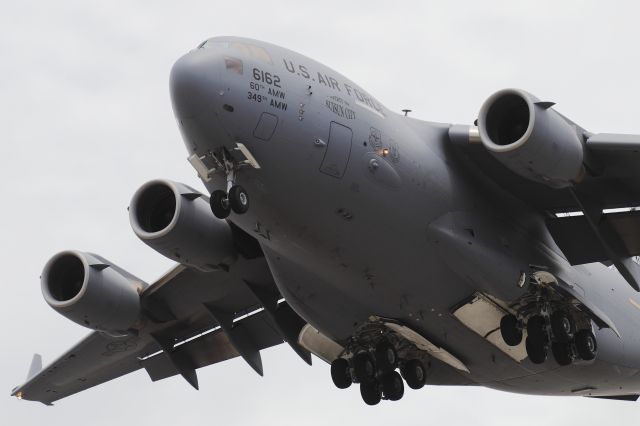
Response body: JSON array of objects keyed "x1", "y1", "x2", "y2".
[
  {"x1": 129, "y1": 179, "x2": 237, "y2": 272},
  {"x1": 477, "y1": 89, "x2": 585, "y2": 188},
  {"x1": 41, "y1": 251, "x2": 145, "y2": 333}
]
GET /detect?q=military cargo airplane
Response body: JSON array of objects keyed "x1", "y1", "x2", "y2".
[{"x1": 11, "y1": 36, "x2": 640, "y2": 406}]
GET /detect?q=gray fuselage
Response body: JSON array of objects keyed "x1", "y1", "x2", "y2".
[{"x1": 170, "y1": 36, "x2": 640, "y2": 397}]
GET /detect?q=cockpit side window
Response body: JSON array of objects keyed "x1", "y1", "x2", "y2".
[
  {"x1": 224, "y1": 57, "x2": 243, "y2": 75},
  {"x1": 229, "y1": 42, "x2": 272, "y2": 64}
]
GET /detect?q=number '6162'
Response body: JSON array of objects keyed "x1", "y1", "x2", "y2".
[{"x1": 253, "y1": 68, "x2": 281, "y2": 88}]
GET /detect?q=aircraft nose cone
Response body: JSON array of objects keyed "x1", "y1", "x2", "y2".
[{"x1": 170, "y1": 52, "x2": 219, "y2": 119}]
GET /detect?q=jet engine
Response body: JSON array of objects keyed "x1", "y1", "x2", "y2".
[
  {"x1": 477, "y1": 89, "x2": 585, "y2": 188},
  {"x1": 41, "y1": 251, "x2": 146, "y2": 334},
  {"x1": 129, "y1": 179, "x2": 237, "y2": 272}
]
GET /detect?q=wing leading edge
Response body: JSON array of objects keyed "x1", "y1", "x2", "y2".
[
  {"x1": 12, "y1": 257, "x2": 310, "y2": 405},
  {"x1": 449, "y1": 123, "x2": 640, "y2": 291}
]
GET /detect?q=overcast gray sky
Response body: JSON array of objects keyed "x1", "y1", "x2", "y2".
[{"x1": 4, "y1": 1, "x2": 640, "y2": 424}]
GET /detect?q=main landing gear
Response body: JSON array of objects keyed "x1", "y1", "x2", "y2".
[
  {"x1": 330, "y1": 338, "x2": 427, "y2": 406},
  {"x1": 500, "y1": 309, "x2": 597, "y2": 366}
]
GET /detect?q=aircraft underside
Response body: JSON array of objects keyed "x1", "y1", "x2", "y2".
[{"x1": 12, "y1": 36, "x2": 640, "y2": 406}]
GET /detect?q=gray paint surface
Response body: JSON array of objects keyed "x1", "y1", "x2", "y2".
[{"x1": 6, "y1": 1, "x2": 640, "y2": 425}]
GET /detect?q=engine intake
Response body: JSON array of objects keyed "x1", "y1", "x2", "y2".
[
  {"x1": 42, "y1": 251, "x2": 145, "y2": 333},
  {"x1": 477, "y1": 89, "x2": 585, "y2": 188},
  {"x1": 129, "y1": 179, "x2": 237, "y2": 272}
]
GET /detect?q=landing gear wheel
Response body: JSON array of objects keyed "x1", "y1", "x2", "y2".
[
  {"x1": 360, "y1": 380, "x2": 382, "y2": 406},
  {"x1": 551, "y1": 311, "x2": 574, "y2": 343},
  {"x1": 551, "y1": 342, "x2": 574, "y2": 366},
  {"x1": 330, "y1": 358, "x2": 351, "y2": 389},
  {"x1": 210, "y1": 190, "x2": 230, "y2": 219},
  {"x1": 575, "y1": 330, "x2": 597, "y2": 361},
  {"x1": 527, "y1": 315, "x2": 547, "y2": 341},
  {"x1": 526, "y1": 336, "x2": 548, "y2": 364},
  {"x1": 375, "y1": 340, "x2": 397, "y2": 373},
  {"x1": 228, "y1": 185, "x2": 249, "y2": 214},
  {"x1": 401, "y1": 359, "x2": 427, "y2": 390},
  {"x1": 353, "y1": 352, "x2": 376, "y2": 383},
  {"x1": 381, "y1": 371, "x2": 404, "y2": 401},
  {"x1": 500, "y1": 314, "x2": 522, "y2": 346}
]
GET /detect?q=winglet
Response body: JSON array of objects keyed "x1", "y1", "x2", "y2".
[
  {"x1": 10, "y1": 354, "x2": 44, "y2": 402},
  {"x1": 27, "y1": 354, "x2": 43, "y2": 380}
]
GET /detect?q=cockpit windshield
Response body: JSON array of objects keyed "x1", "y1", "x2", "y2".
[{"x1": 198, "y1": 39, "x2": 272, "y2": 64}]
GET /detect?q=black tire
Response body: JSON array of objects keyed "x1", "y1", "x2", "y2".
[
  {"x1": 527, "y1": 315, "x2": 547, "y2": 342},
  {"x1": 500, "y1": 314, "x2": 523, "y2": 346},
  {"x1": 401, "y1": 359, "x2": 426, "y2": 390},
  {"x1": 360, "y1": 381, "x2": 382, "y2": 406},
  {"x1": 381, "y1": 371, "x2": 404, "y2": 401},
  {"x1": 551, "y1": 311, "x2": 574, "y2": 343},
  {"x1": 210, "y1": 190, "x2": 230, "y2": 219},
  {"x1": 375, "y1": 340, "x2": 397, "y2": 373},
  {"x1": 330, "y1": 358, "x2": 351, "y2": 389},
  {"x1": 353, "y1": 352, "x2": 375, "y2": 383},
  {"x1": 525, "y1": 336, "x2": 547, "y2": 364},
  {"x1": 575, "y1": 330, "x2": 597, "y2": 361},
  {"x1": 228, "y1": 185, "x2": 249, "y2": 214},
  {"x1": 551, "y1": 342, "x2": 573, "y2": 366}
]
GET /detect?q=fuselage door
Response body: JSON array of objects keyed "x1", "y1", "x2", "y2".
[{"x1": 320, "y1": 121, "x2": 352, "y2": 178}]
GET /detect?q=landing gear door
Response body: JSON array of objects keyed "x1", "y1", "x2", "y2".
[{"x1": 320, "y1": 122, "x2": 352, "y2": 178}]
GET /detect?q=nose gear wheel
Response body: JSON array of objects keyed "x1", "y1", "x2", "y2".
[
  {"x1": 206, "y1": 148, "x2": 253, "y2": 218},
  {"x1": 228, "y1": 185, "x2": 249, "y2": 214},
  {"x1": 210, "y1": 190, "x2": 231, "y2": 219}
]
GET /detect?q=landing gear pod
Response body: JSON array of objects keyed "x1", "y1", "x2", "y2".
[
  {"x1": 129, "y1": 179, "x2": 238, "y2": 272},
  {"x1": 41, "y1": 251, "x2": 146, "y2": 334}
]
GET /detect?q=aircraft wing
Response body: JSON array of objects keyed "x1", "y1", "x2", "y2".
[
  {"x1": 447, "y1": 124, "x2": 640, "y2": 290},
  {"x1": 11, "y1": 257, "x2": 311, "y2": 405}
]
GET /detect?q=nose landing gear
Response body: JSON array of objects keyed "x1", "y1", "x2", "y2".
[
  {"x1": 207, "y1": 148, "x2": 252, "y2": 219},
  {"x1": 210, "y1": 185, "x2": 250, "y2": 219}
]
